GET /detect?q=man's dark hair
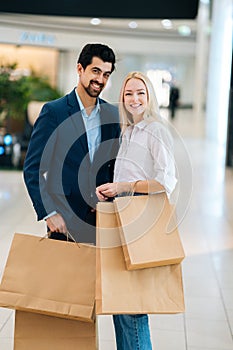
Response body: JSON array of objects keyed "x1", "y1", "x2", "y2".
[{"x1": 77, "y1": 43, "x2": 116, "y2": 73}]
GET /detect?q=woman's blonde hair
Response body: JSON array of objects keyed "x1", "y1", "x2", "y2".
[{"x1": 119, "y1": 71, "x2": 161, "y2": 133}]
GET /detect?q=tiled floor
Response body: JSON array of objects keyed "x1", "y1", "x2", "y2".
[{"x1": 0, "y1": 108, "x2": 233, "y2": 349}]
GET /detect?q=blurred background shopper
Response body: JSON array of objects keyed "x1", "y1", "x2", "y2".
[{"x1": 169, "y1": 83, "x2": 180, "y2": 119}]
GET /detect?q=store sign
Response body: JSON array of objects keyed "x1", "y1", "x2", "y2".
[{"x1": 19, "y1": 31, "x2": 55, "y2": 45}]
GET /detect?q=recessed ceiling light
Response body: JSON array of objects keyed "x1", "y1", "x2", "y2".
[
  {"x1": 161, "y1": 19, "x2": 173, "y2": 29},
  {"x1": 128, "y1": 21, "x2": 138, "y2": 29},
  {"x1": 178, "y1": 25, "x2": 191, "y2": 36},
  {"x1": 90, "y1": 18, "x2": 101, "y2": 25}
]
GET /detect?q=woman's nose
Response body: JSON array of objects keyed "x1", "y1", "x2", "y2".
[{"x1": 132, "y1": 93, "x2": 139, "y2": 102}]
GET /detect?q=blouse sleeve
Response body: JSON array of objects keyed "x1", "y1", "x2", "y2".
[{"x1": 148, "y1": 123, "x2": 177, "y2": 195}]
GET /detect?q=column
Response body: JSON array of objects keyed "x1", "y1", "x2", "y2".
[
  {"x1": 205, "y1": 0, "x2": 233, "y2": 144},
  {"x1": 193, "y1": 0, "x2": 210, "y2": 120},
  {"x1": 226, "y1": 52, "x2": 233, "y2": 166}
]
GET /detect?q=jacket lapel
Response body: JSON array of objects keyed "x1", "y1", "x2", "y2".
[
  {"x1": 67, "y1": 89, "x2": 89, "y2": 157},
  {"x1": 100, "y1": 101, "x2": 113, "y2": 143},
  {"x1": 91, "y1": 101, "x2": 115, "y2": 164}
]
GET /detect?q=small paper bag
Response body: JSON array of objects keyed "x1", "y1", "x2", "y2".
[{"x1": 114, "y1": 193, "x2": 185, "y2": 270}]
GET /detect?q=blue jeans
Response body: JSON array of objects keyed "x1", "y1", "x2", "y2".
[{"x1": 113, "y1": 314, "x2": 153, "y2": 350}]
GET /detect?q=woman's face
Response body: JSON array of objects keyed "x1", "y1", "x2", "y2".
[{"x1": 123, "y1": 78, "x2": 148, "y2": 120}]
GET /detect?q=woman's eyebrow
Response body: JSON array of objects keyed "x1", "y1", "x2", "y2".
[{"x1": 124, "y1": 88, "x2": 146, "y2": 92}]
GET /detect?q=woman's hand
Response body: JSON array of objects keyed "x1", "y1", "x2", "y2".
[
  {"x1": 96, "y1": 182, "x2": 131, "y2": 200},
  {"x1": 96, "y1": 183, "x2": 118, "y2": 201}
]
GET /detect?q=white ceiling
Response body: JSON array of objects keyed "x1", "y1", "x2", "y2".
[{"x1": 0, "y1": 13, "x2": 197, "y2": 40}]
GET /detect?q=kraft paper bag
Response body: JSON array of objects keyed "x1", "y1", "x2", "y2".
[
  {"x1": 14, "y1": 311, "x2": 96, "y2": 350},
  {"x1": 0, "y1": 233, "x2": 96, "y2": 322},
  {"x1": 96, "y1": 202, "x2": 185, "y2": 315},
  {"x1": 114, "y1": 193, "x2": 185, "y2": 270}
]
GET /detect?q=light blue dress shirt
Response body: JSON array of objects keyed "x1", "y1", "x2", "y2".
[{"x1": 76, "y1": 91, "x2": 101, "y2": 163}]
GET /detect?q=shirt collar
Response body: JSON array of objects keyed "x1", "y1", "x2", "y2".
[
  {"x1": 127, "y1": 120, "x2": 150, "y2": 131},
  {"x1": 135, "y1": 120, "x2": 149, "y2": 129},
  {"x1": 75, "y1": 90, "x2": 100, "y2": 116}
]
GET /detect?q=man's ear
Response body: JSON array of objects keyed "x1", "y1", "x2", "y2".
[{"x1": 77, "y1": 63, "x2": 83, "y2": 76}]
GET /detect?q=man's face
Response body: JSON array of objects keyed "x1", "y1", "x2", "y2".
[{"x1": 77, "y1": 57, "x2": 112, "y2": 98}]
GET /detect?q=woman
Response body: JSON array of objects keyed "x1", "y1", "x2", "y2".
[{"x1": 96, "y1": 71, "x2": 177, "y2": 349}]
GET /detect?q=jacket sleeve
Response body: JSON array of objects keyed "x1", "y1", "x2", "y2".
[{"x1": 23, "y1": 102, "x2": 58, "y2": 220}]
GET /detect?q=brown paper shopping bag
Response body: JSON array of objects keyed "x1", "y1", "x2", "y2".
[
  {"x1": 96, "y1": 202, "x2": 185, "y2": 315},
  {"x1": 0, "y1": 233, "x2": 96, "y2": 322},
  {"x1": 114, "y1": 193, "x2": 185, "y2": 270},
  {"x1": 14, "y1": 311, "x2": 96, "y2": 350}
]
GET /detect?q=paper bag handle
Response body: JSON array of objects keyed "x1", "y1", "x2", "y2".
[
  {"x1": 130, "y1": 180, "x2": 142, "y2": 195},
  {"x1": 40, "y1": 231, "x2": 80, "y2": 247},
  {"x1": 121, "y1": 180, "x2": 165, "y2": 197}
]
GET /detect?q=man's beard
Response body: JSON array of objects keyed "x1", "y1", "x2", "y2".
[{"x1": 84, "y1": 81, "x2": 104, "y2": 98}]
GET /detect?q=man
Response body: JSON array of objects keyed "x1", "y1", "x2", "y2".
[
  {"x1": 169, "y1": 84, "x2": 180, "y2": 119},
  {"x1": 23, "y1": 43, "x2": 120, "y2": 243}
]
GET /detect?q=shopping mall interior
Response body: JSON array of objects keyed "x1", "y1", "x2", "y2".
[{"x1": 0, "y1": 0, "x2": 233, "y2": 349}]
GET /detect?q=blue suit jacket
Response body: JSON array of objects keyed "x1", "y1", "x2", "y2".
[{"x1": 23, "y1": 88, "x2": 120, "y2": 242}]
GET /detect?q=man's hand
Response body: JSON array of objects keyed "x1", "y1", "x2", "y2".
[{"x1": 46, "y1": 213, "x2": 68, "y2": 233}]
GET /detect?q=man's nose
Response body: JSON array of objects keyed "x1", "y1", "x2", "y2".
[{"x1": 96, "y1": 73, "x2": 104, "y2": 84}]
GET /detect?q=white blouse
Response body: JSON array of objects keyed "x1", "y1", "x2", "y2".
[{"x1": 113, "y1": 120, "x2": 177, "y2": 195}]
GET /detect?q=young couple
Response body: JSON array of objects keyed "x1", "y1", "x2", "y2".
[{"x1": 24, "y1": 43, "x2": 177, "y2": 350}]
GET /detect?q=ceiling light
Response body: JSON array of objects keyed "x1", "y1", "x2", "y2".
[
  {"x1": 128, "y1": 21, "x2": 138, "y2": 29},
  {"x1": 90, "y1": 18, "x2": 101, "y2": 25},
  {"x1": 161, "y1": 19, "x2": 173, "y2": 29},
  {"x1": 178, "y1": 25, "x2": 191, "y2": 36}
]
